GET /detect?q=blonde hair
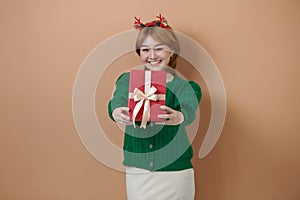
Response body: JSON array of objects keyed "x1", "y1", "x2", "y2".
[{"x1": 135, "y1": 27, "x2": 180, "y2": 69}]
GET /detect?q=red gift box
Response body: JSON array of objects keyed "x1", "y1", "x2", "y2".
[{"x1": 128, "y1": 70, "x2": 166, "y2": 128}]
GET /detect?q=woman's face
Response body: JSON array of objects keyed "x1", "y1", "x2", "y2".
[{"x1": 139, "y1": 35, "x2": 174, "y2": 71}]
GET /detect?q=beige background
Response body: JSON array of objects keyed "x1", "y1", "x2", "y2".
[{"x1": 1, "y1": 0, "x2": 300, "y2": 199}]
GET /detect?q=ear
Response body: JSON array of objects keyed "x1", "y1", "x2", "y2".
[{"x1": 170, "y1": 50, "x2": 175, "y2": 58}]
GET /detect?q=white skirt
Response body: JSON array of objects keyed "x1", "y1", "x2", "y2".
[{"x1": 126, "y1": 167, "x2": 195, "y2": 200}]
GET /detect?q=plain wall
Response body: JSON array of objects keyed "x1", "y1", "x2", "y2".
[{"x1": 1, "y1": 0, "x2": 300, "y2": 199}]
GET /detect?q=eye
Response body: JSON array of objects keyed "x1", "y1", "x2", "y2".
[
  {"x1": 141, "y1": 48, "x2": 149, "y2": 52},
  {"x1": 155, "y1": 47, "x2": 164, "y2": 51}
]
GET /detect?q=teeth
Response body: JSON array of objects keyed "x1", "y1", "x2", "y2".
[{"x1": 149, "y1": 61, "x2": 160, "y2": 65}]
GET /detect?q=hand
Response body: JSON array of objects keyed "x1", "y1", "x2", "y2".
[
  {"x1": 156, "y1": 105, "x2": 184, "y2": 125},
  {"x1": 112, "y1": 107, "x2": 132, "y2": 125}
]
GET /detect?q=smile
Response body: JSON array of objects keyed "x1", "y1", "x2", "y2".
[{"x1": 148, "y1": 60, "x2": 162, "y2": 65}]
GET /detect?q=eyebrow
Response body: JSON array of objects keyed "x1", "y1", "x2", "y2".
[{"x1": 140, "y1": 43, "x2": 166, "y2": 48}]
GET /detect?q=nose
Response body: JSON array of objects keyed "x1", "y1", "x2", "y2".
[{"x1": 149, "y1": 48, "x2": 157, "y2": 59}]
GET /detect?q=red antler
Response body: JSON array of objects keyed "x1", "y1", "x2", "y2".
[
  {"x1": 156, "y1": 14, "x2": 168, "y2": 27},
  {"x1": 134, "y1": 17, "x2": 143, "y2": 30},
  {"x1": 156, "y1": 14, "x2": 165, "y2": 22},
  {"x1": 134, "y1": 17, "x2": 142, "y2": 25}
]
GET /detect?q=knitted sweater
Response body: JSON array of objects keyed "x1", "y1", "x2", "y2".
[{"x1": 108, "y1": 71, "x2": 201, "y2": 171}]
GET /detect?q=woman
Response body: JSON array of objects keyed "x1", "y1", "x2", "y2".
[{"x1": 108, "y1": 14, "x2": 202, "y2": 200}]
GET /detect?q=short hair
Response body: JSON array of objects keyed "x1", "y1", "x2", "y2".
[{"x1": 135, "y1": 27, "x2": 180, "y2": 69}]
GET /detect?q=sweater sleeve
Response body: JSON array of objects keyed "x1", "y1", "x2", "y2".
[
  {"x1": 107, "y1": 72, "x2": 130, "y2": 121},
  {"x1": 175, "y1": 81, "x2": 202, "y2": 126}
]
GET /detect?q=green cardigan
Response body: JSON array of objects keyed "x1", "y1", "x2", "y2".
[{"x1": 108, "y1": 72, "x2": 202, "y2": 171}]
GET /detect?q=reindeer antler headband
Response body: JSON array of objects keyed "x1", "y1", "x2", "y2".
[{"x1": 134, "y1": 14, "x2": 169, "y2": 31}]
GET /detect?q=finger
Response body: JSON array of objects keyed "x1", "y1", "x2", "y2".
[
  {"x1": 117, "y1": 117, "x2": 132, "y2": 125},
  {"x1": 160, "y1": 105, "x2": 174, "y2": 112},
  {"x1": 117, "y1": 107, "x2": 130, "y2": 119},
  {"x1": 121, "y1": 107, "x2": 130, "y2": 112},
  {"x1": 119, "y1": 113, "x2": 130, "y2": 121},
  {"x1": 118, "y1": 121, "x2": 132, "y2": 125},
  {"x1": 122, "y1": 120, "x2": 133, "y2": 125},
  {"x1": 157, "y1": 114, "x2": 171, "y2": 119},
  {"x1": 156, "y1": 120, "x2": 175, "y2": 125}
]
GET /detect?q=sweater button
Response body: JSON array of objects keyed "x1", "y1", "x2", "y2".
[
  {"x1": 150, "y1": 162, "x2": 154, "y2": 167},
  {"x1": 149, "y1": 144, "x2": 153, "y2": 149},
  {"x1": 149, "y1": 122, "x2": 154, "y2": 127}
]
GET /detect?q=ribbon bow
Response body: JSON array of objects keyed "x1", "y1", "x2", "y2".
[{"x1": 132, "y1": 86, "x2": 158, "y2": 128}]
